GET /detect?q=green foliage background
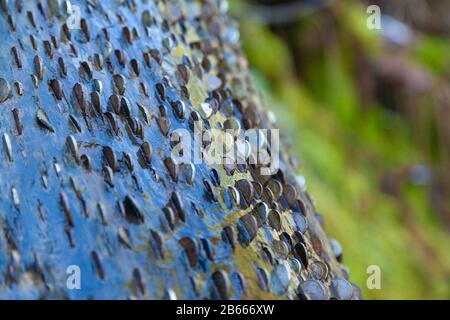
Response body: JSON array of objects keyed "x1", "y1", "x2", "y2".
[{"x1": 230, "y1": 0, "x2": 450, "y2": 299}]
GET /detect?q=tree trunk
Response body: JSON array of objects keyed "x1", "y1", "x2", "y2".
[{"x1": 0, "y1": 0, "x2": 359, "y2": 299}]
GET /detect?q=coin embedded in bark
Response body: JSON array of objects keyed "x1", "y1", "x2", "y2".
[
  {"x1": 267, "y1": 179, "x2": 283, "y2": 200},
  {"x1": 235, "y1": 179, "x2": 254, "y2": 208},
  {"x1": 181, "y1": 162, "x2": 195, "y2": 184},
  {"x1": 164, "y1": 156, "x2": 178, "y2": 182},
  {"x1": 73, "y1": 83, "x2": 87, "y2": 112},
  {"x1": 330, "y1": 278, "x2": 353, "y2": 300},
  {"x1": 199, "y1": 102, "x2": 212, "y2": 119},
  {"x1": 36, "y1": 108, "x2": 55, "y2": 133},
  {"x1": 272, "y1": 239, "x2": 289, "y2": 258},
  {"x1": 280, "y1": 232, "x2": 293, "y2": 251},
  {"x1": 262, "y1": 247, "x2": 274, "y2": 265},
  {"x1": 103, "y1": 146, "x2": 118, "y2": 172},
  {"x1": 237, "y1": 213, "x2": 258, "y2": 245},
  {"x1": 93, "y1": 79, "x2": 103, "y2": 93},
  {"x1": 293, "y1": 212, "x2": 308, "y2": 234},
  {"x1": 157, "y1": 116, "x2": 171, "y2": 136},
  {"x1": 171, "y1": 100, "x2": 185, "y2": 119},
  {"x1": 268, "y1": 210, "x2": 282, "y2": 231},
  {"x1": 113, "y1": 74, "x2": 126, "y2": 95},
  {"x1": 254, "y1": 202, "x2": 269, "y2": 224},
  {"x1": 283, "y1": 183, "x2": 297, "y2": 208},
  {"x1": 3, "y1": 133, "x2": 13, "y2": 162},
  {"x1": 49, "y1": 79, "x2": 63, "y2": 100},
  {"x1": 289, "y1": 258, "x2": 302, "y2": 273},
  {"x1": 310, "y1": 260, "x2": 328, "y2": 281},
  {"x1": 212, "y1": 270, "x2": 230, "y2": 300},
  {"x1": 65, "y1": 135, "x2": 78, "y2": 160},
  {"x1": 14, "y1": 81, "x2": 24, "y2": 96},
  {"x1": 222, "y1": 225, "x2": 237, "y2": 249},
  {"x1": 34, "y1": 55, "x2": 44, "y2": 80},
  {"x1": 118, "y1": 227, "x2": 132, "y2": 249},
  {"x1": 91, "y1": 91, "x2": 102, "y2": 114},
  {"x1": 179, "y1": 236, "x2": 198, "y2": 268},
  {"x1": 293, "y1": 242, "x2": 308, "y2": 269},
  {"x1": 123, "y1": 195, "x2": 145, "y2": 225},
  {"x1": 140, "y1": 141, "x2": 152, "y2": 164},
  {"x1": 0, "y1": 78, "x2": 10, "y2": 103},
  {"x1": 91, "y1": 251, "x2": 105, "y2": 280},
  {"x1": 223, "y1": 117, "x2": 241, "y2": 130},
  {"x1": 162, "y1": 288, "x2": 178, "y2": 300},
  {"x1": 255, "y1": 267, "x2": 270, "y2": 292},
  {"x1": 270, "y1": 263, "x2": 291, "y2": 295},
  {"x1": 203, "y1": 179, "x2": 218, "y2": 202},
  {"x1": 297, "y1": 279, "x2": 328, "y2": 300}
]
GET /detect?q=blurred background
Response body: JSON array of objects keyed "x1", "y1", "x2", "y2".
[{"x1": 228, "y1": 0, "x2": 450, "y2": 299}]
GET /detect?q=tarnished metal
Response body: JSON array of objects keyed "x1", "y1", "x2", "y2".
[{"x1": 0, "y1": 0, "x2": 359, "y2": 300}]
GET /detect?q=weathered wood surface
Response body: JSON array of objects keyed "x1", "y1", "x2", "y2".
[{"x1": 0, "y1": 0, "x2": 359, "y2": 299}]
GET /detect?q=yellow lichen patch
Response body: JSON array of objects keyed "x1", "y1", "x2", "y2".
[{"x1": 233, "y1": 245, "x2": 279, "y2": 300}]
